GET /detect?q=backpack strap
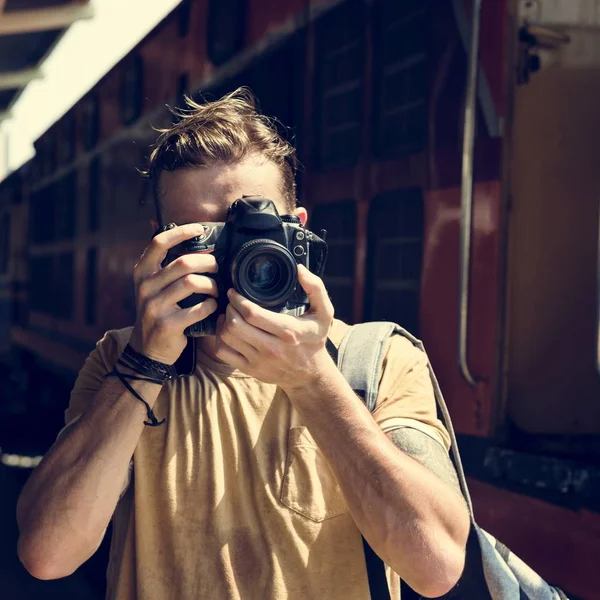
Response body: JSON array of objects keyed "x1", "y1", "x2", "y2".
[
  {"x1": 337, "y1": 322, "x2": 474, "y2": 517},
  {"x1": 337, "y1": 322, "x2": 398, "y2": 412}
]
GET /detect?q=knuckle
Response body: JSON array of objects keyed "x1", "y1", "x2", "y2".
[
  {"x1": 220, "y1": 327, "x2": 232, "y2": 345},
  {"x1": 137, "y1": 278, "x2": 151, "y2": 301},
  {"x1": 281, "y1": 328, "x2": 298, "y2": 344},
  {"x1": 241, "y1": 304, "x2": 257, "y2": 323},
  {"x1": 182, "y1": 273, "x2": 196, "y2": 287},
  {"x1": 151, "y1": 237, "x2": 167, "y2": 253},
  {"x1": 326, "y1": 304, "x2": 334, "y2": 321},
  {"x1": 177, "y1": 254, "x2": 195, "y2": 271},
  {"x1": 144, "y1": 298, "x2": 160, "y2": 321}
]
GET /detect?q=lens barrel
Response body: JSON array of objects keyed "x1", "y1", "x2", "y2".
[{"x1": 231, "y1": 239, "x2": 297, "y2": 307}]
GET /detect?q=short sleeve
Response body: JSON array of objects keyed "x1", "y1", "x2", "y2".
[
  {"x1": 371, "y1": 335, "x2": 451, "y2": 452},
  {"x1": 63, "y1": 330, "x2": 126, "y2": 427},
  {"x1": 58, "y1": 328, "x2": 133, "y2": 496}
]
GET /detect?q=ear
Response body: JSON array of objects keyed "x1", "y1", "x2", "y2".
[{"x1": 294, "y1": 206, "x2": 308, "y2": 227}]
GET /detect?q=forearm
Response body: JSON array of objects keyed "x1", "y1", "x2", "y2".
[
  {"x1": 17, "y1": 374, "x2": 163, "y2": 579},
  {"x1": 285, "y1": 353, "x2": 469, "y2": 597}
]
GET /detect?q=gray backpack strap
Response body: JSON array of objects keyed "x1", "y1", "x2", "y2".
[
  {"x1": 337, "y1": 323, "x2": 569, "y2": 600},
  {"x1": 337, "y1": 321, "x2": 474, "y2": 516},
  {"x1": 337, "y1": 322, "x2": 397, "y2": 413}
]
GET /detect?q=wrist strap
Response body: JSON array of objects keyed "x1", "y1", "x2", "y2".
[
  {"x1": 105, "y1": 365, "x2": 166, "y2": 427},
  {"x1": 103, "y1": 343, "x2": 176, "y2": 427},
  {"x1": 121, "y1": 343, "x2": 178, "y2": 381}
]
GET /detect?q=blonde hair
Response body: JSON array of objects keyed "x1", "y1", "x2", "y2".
[{"x1": 145, "y1": 87, "x2": 298, "y2": 221}]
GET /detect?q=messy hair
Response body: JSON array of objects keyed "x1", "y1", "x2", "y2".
[{"x1": 144, "y1": 87, "x2": 298, "y2": 223}]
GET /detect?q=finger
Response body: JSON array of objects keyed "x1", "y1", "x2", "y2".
[
  {"x1": 220, "y1": 304, "x2": 274, "y2": 354},
  {"x1": 134, "y1": 223, "x2": 208, "y2": 280},
  {"x1": 139, "y1": 253, "x2": 218, "y2": 301},
  {"x1": 215, "y1": 314, "x2": 249, "y2": 369},
  {"x1": 173, "y1": 297, "x2": 219, "y2": 331},
  {"x1": 226, "y1": 288, "x2": 311, "y2": 339},
  {"x1": 297, "y1": 265, "x2": 334, "y2": 321},
  {"x1": 156, "y1": 274, "x2": 219, "y2": 310}
]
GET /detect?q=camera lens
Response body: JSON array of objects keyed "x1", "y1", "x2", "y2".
[
  {"x1": 247, "y1": 256, "x2": 283, "y2": 292},
  {"x1": 232, "y1": 239, "x2": 297, "y2": 307}
]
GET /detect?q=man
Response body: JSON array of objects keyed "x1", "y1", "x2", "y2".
[{"x1": 16, "y1": 88, "x2": 469, "y2": 599}]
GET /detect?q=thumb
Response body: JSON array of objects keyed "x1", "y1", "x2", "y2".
[{"x1": 297, "y1": 265, "x2": 334, "y2": 320}]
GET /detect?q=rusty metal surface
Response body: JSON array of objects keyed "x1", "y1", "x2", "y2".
[{"x1": 470, "y1": 478, "x2": 600, "y2": 600}]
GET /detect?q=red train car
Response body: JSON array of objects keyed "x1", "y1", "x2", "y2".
[{"x1": 1, "y1": 1, "x2": 599, "y2": 597}]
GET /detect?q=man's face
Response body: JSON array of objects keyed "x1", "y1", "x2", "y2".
[{"x1": 153, "y1": 155, "x2": 306, "y2": 228}]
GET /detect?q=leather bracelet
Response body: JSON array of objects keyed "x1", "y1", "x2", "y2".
[{"x1": 122, "y1": 343, "x2": 178, "y2": 381}]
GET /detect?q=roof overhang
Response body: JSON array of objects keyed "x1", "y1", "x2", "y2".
[{"x1": 0, "y1": 0, "x2": 94, "y2": 117}]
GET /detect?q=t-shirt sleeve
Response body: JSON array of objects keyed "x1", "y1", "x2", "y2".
[
  {"x1": 58, "y1": 329, "x2": 132, "y2": 496},
  {"x1": 371, "y1": 335, "x2": 451, "y2": 452},
  {"x1": 63, "y1": 330, "x2": 123, "y2": 429}
]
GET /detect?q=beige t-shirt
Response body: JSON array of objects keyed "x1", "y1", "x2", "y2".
[{"x1": 64, "y1": 320, "x2": 450, "y2": 600}]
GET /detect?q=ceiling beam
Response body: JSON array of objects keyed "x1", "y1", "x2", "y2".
[
  {"x1": 0, "y1": 1, "x2": 7, "y2": 15},
  {"x1": 0, "y1": 3, "x2": 94, "y2": 36},
  {"x1": 0, "y1": 67, "x2": 43, "y2": 90}
]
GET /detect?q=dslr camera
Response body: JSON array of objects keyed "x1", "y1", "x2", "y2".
[{"x1": 157, "y1": 196, "x2": 328, "y2": 336}]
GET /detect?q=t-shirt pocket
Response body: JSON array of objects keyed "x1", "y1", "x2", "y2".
[{"x1": 280, "y1": 425, "x2": 349, "y2": 522}]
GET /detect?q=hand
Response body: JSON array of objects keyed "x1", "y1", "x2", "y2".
[
  {"x1": 129, "y1": 224, "x2": 219, "y2": 365},
  {"x1": 214, "y1": 265, "x2": 335, "y2": 391}
]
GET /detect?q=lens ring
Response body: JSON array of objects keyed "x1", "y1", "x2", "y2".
[{"x1": 231, "y1": 239, "x2": 297, "y2": 307}]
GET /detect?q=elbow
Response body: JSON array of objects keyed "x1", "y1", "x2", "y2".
[
  {"x1": 408, "y1": 541, "x2": 467, "y2": 598},
  {"x1": 17, "y1": 533, "x2": 86, "y2": 581},
  {"x1": 18, "y1": 536, "x2": 70, "y2": 580}
]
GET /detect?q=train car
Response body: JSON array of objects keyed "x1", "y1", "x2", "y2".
[{"x1": 1, "y1": 0, "x2": 599, "y2": 597}]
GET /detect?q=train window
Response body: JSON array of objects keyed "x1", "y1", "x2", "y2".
[
  {"x1": 29, "y1": 255, "x2": 53, "y2": 314},
  {"x1": 365, "y1": 188, "x2": 423, "y2": 334},
  {"x1": 54, "y1": 171, "x2": 77, "y2": 241},
  {"x1": 58, "y1": 112, "x2": 76, "y2": 165},
  {"x1": 121, "y1": 55, "x2": 144, "y2": 125},
  {"x1": 179, "y1": 0, "x2": 191, "y2": 37},
  {"x1": 309, "y1": 201, "x2": 356, "y2": 324},
  {"x1": 313, "y1": 0, "x2": 365, "y2": 170},
  {"x1": 43, "y1": 130, "x2": 57, "y2": 177},
  {"x1": 0, "y1": 213, "x2": 9, "y2": 274},
  {"x1": 372, "y1": 0, "x2": 429, "y2": 158},
  {"x1": 89, "y1": 157, "x2": 101, "y2": 232},
  {"x1": 30, "y1": 187, "x2": 54, "y2": 244},
  {"x1": 207, "y1": 0, "x2": 247, "y2": 67},
  {"x1": 82, "y1": 93, "x2": 100, "y2": 151},
  {"x1": 55, "y1": 251, "x2": 74, "y2": 319},
  {"x1": 249, "y1": 37, "x2": 305, "y2": 140},
  {"x1": 85, "y1": 247, "x2": 97, "y2": 325}
]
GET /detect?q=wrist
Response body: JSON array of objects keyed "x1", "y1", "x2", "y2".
[
  {"x1": 121, "y1": 344, "x2": 178, "y2": 382},
  {"x1": 280, "y1": 348, "x2": 338, "y2": 396}
]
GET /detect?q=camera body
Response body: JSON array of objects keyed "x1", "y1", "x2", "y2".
[{"x1": 157, "y1": 196, "x2": 328, "y2": 336}]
